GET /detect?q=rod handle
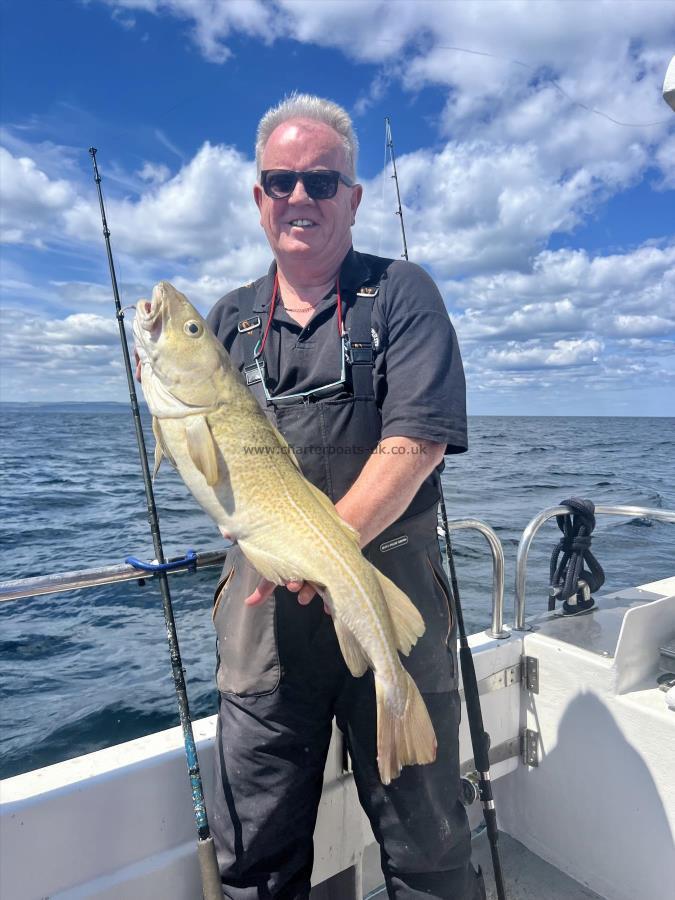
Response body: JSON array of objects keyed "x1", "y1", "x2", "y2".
[{"x1": 197, "y1": 836, "x2": 222, "y2": 900}]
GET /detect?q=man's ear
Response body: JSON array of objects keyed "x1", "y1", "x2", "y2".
[
  {"x1": 350, "y1": 183, "x2": 363, "y2": 223},
  {"x1": 253, "y1": 183, "x2": 263, "y2": 220}
]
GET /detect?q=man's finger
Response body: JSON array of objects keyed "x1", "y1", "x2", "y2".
[
  {"x1": 134, "y1": 349, "x2": 142, "y2": 383},
  {"x1": 297, "y1": 583, "x2": 317, "y2": 606},
  {"x1": 285, "y1": 580, "x2": 304, "y2": 593},
  {"x1": 244, "y1": 578, "x2": 275, "y2": 606}
]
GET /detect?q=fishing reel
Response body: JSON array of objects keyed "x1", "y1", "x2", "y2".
[{"x1": 460, "y1": 772, "x2": 480, "y2": 807}]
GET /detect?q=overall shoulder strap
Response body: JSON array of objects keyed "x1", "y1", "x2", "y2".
[
  {"x1": 346, "y1": 256, "x2": 392, "y2": 398},
  {"x1": 235, "y1": 284, "x2": 265, "y2": 384}
]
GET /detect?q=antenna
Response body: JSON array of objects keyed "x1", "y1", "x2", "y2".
[{"x1": 385, "y1": 117, "x2": 409, "y2": 261}]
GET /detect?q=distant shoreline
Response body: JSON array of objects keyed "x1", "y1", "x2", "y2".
[{"x1": 0, "y1": 402, "x2": 671, "y2": 419}]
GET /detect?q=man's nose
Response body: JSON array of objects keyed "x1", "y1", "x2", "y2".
[{"x1": 287, "y1": 177, "x2": 312, "y2": 203}]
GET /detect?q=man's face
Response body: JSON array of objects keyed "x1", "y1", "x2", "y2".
[{"x1": 254, "y1": 118, "x2": 362, "y2": 272}]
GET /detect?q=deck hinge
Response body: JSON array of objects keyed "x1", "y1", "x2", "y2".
[
  {"x1": 521, "y1": 728, "x2": 539, "y2": 767},
  {"x1": 458, "y1": 661, "x2": 522, "y2": 703},
  {"x1": 522, "y1": 655, "x2": 539, "y2": 693}
]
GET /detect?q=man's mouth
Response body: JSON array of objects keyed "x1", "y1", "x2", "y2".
[{"x1": 288, "y1": 219, "x2": 316, "y2": 228}]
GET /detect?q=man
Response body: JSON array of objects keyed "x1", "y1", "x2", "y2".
[{"x1": 207, "y1": 94, "x2": 484, "y2": 900}]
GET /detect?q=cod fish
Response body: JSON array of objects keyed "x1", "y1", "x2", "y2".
[{"x1": 133, "y1": 281, "x2": 436, "y2": 784}]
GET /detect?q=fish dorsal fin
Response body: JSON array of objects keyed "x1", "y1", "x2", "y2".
[
  {"x1": 304, "y1": 480, "x2": 361, "y2": 546},
  {"x1": 185, "y1": 416, "x2": 219, "y2": 486},
  {"x1": 151, "y1": 417, "x2": 177, "y2": 479}
]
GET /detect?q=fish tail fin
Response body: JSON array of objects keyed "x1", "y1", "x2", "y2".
[
  {"x1": 373, "y1": 569, "x2": 425, "y2": 656},
  {"x1": 375, "y1": 671, "x2": 437, "y2": 785}
]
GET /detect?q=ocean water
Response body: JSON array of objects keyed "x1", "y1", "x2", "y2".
[{"x1": 0, "y1": 405, "x2": 673, "y2": 780}]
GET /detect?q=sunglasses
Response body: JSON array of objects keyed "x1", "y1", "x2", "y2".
[{"x1": 260, "y1": 169, "x2": 355, "y2": 200}]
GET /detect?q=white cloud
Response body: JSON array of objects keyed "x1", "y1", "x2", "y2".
[
  {"x1": 485, "y1": 338, "x2": 602, "y2": 371},
  {"x1": 609, "y1": 314, "x2": 675, "y2": 338},
  {"x1": 0, "y1": 307, "x2": 124, "y2": 402},
  {"x1": 655, "y1": 133, "x2": 675, "y2": 189},
  {"x1": 0, "y1": 148, "x2": 76, "y2": 245},
  {"x1": 97, "y1": 0, "x2": 274, "y2": 63},
  {"x1": 355, "y1": 141, "x2": 594, "y2": 278},
  {"x1": 0, "y1": 308, "x2": 118, "y2": 352},
  {"x1": 64, "y1": 142, "x2": 265, "y2": 264},
  {"x1": 136, "y1": 161, "x2": 171, "y2": 184}
]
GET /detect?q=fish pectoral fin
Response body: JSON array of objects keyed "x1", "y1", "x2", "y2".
[
  {"x1": 333, "y1": 617, "x2": 369, "y2": 677},
  {"x1": 237, "y1": 541, "x2": 294, "y2": 586},
  {"x1": 185, "y1": 416, "x2": 219, "y2": 486},
  {"x1": 304, "y1": 480, "x2": 361, "y2": 545},
  {"x1": 152, "y1": 417, "x2": 177, "y2": 479},
  {"x1": 374, "y1": 569, "x2": 425, "y2": 656}
]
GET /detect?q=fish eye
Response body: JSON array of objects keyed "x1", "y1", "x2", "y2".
[{"x1": 184, "y1": 320, "x2": 202, "y2": 336}]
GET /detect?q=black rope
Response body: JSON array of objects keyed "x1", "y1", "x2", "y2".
[{"x1": 549, "y1": 498, "x2": 605, "y2": 615}]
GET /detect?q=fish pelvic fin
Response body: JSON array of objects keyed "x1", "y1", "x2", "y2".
[
  {"x1": 152, "y1": 437, "x2": 163, "y2": 481},
  {"x1": 152, "y1": 417, "x2": 176, "y2": 479},
  {"x1": 333, "y1": 617, "x2": 369, "y2": 677},
  {"x1": 376, "y1": 671, "x2": 437, "y2": 785},
  {"x1": 186, "y1": 415, "x2": 219, "y2": 486},
  {"x1": 374, "y1": 569, "x2": 425, "y2": 656}
]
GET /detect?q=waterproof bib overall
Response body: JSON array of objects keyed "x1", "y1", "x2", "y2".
[{"x1": 210, "y1": 260, "x2": 484, "y2": 900}]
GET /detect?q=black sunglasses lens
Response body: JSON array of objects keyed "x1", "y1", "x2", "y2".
[
  {"x1": 303, "y1": 171, "x2": 339, "y2": 199},
  {"x1": 264, "y1": 172, "x2": 298, "y2": 198}
]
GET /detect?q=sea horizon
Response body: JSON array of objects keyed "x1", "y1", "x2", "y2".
[{"x1": 1, "y1": 400, "x2": 673, "y2": 419}]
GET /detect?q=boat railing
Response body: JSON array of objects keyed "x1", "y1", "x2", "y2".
[
  {"x1": 514, "y1": 504, "x2": 675, "y2": 631},
  {"x1": 3, "y1": 505, "x2": 670, "y2": 635},
  {"x1": 443, "y1": 519, "x2": 508, "y2": 639},
  {"x1": 2, "y1": 519, "x2": 508, "y2": 639},
  {"x1": 0, "y1": 548, "x2": 230, "y2": 603}
]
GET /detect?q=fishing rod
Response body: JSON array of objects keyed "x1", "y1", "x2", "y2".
[
  {"x1": 384, "y1": 120, "x2": 507, "y2": 900},
  {"x1": 88, "y1": 148, "x2": 222, "y2": 900}
]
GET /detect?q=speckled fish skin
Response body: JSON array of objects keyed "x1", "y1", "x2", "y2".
[{"x1": 133, "y1": 281, "x2": 437, "y2": 784}]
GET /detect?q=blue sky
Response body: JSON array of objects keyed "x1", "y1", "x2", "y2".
[{"x1": 1, "y1": 0, "x2": 674, "y2": 415}]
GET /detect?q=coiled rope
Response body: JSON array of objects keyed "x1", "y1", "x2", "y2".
[{"x1": 549, "y1": 498, "x2": 605, "y2": 615}]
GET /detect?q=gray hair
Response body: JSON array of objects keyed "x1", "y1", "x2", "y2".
[{"x1": 255, "y1": 93, "x2": 359, "y2": 179}]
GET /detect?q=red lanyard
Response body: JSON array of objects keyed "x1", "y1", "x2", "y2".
[{"x1": 256, "y1": 273, "x2": 344, "y2": 358}]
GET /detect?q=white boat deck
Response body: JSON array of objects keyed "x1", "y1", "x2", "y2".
[{"x1": 472, "y1": 830, "x2": 604, "y2": 900}]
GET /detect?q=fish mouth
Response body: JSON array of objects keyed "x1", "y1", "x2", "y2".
[{"x1": 135, "y1": 283, "x2": 166, "y2": 341}]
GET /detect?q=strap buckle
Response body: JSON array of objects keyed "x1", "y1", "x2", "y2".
[
  {"x1": 344, "y1": 335, "x2": 374, "y2": 365},
  {"x1": 356, "y1": 285, "x2": 379, "y2": 298},
  {"x1": 244, "y1": 360, "x2": 264, "y2": 385},
  {"x1": 238, "y1": 316, "x2": 261, "y2": 334}
]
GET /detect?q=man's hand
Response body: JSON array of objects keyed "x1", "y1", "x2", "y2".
[
  {"x1": 245, "y1": 577, "x2": 331, "y2": 613},
  {"x1": 245, "y1": 577, "x2": 311, "y2": 606}
]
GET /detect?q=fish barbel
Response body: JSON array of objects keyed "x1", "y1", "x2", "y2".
[{"x1": 133, "y1": 281, "x2": 436, "y2": 783}]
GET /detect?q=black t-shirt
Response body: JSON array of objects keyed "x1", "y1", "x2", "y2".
[{"x1": 207, "y1": 248, "x2": 468, "y2": 455}]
